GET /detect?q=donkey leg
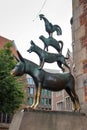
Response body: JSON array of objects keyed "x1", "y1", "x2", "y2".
[
  {"x1": 65, "y1": 88, "x2": 76, "y2": 111},
  {"x1": 34, "y1": 83, "x2": 42, "y2": 109},
  {"x1": 24, "y1": 88, "x2": 37, "y2": 110},
  {"x1": 75, "y1": 95, "x2": 81, "y2": 112},
  {"x1": 71, "y1": 89, "x2": 81, "y2": 112},
  {"x1": 30, "y1": 88, "x2": 37, "y2": 108}
]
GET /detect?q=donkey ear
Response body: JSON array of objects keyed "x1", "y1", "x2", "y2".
[
  {"x1": 17, "y1": 50, "x2": 25, "y2": 62},
  {"x1": 13, "y1": 55, "x2": 19, "y2": 62}
]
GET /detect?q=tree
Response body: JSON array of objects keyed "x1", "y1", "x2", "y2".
[{"x1": 0, "y1": 42, "x2": 24, "y2": 113}]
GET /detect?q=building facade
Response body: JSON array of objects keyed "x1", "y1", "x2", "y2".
[
  {"x1": 52, "y1": 0, "x2": 87, "y2": 113},
  {"x1": 72, "y1": 0, "x2": 87, "y2": 113}
]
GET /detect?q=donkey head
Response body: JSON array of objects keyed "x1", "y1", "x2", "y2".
[
  {"x1": 11, "y1": 51, "x2": 25, "y2": 76},
  {"x1": 27, "y1": 40, "x2": 35, "y2": 53}
]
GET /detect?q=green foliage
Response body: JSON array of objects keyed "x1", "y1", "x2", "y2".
[{"x1": 0, "y1": 42, "x2": 24, "y2": 113}]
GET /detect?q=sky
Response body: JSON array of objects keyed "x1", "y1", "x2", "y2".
[{"x1": 0, "y1": 0, "x2": 72, "y2": 70}]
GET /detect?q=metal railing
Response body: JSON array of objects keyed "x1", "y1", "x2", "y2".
[{"x1": 0, "y1": 113, "x2": 13, "y2": 123}]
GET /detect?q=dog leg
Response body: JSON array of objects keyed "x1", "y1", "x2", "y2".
[
  {"x1": 57, "y1": 62, "x2": 65, "y2": 72},
  {"x1": 30, "y1": 88, "x2": 37, "y2": 108},
  {"x1": 39, "y1": 59, "x2": 45, "y2": 69}
]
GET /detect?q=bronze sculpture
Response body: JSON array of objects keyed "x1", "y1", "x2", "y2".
[
  {"x1": 27, "y1": 40, "x2": 70, "y2": 72},
  {"x1": 11, "y1": 50, "x2": 81, "y2": 111},
  {"x1": 39, "y1": 35, "x2": 63, "y2": 53},
  {"x1": 39, "y1": 14, "x2": 62, "y2": 37},
  {"x1": 11, "y1": 14, "x2": 81, "y2": 113}
]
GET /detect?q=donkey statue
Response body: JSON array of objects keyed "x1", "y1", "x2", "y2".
[{"x1": 11, "y1": 50, "x2": 81, "y2": 111}]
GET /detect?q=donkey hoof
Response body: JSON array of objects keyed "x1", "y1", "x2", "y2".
[{"x1": 77, "y1": 107, "x2": 81, "y2": 113}]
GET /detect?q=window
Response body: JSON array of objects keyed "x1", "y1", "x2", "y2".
[
  {"x1": 28, "y1": 97, "x2": 33, "y2": 105},
  {"x1": 28, "y1": 87, "x2": 34, "y2": 95},
  {"x1": 42, "y1": 89, "x2": 45, "y2": 96},
  {"x1": 46, "y1": 98, "x2": 48, "y2": 105},
  {"x1": 42, "y1": 89, "x2": 51, "y2": 97},
  {"x1": 44, "y1": 98, "x2": 46, "y2": 105},
  {"x1": 27, "y1": 78, "x2": 34, "y2": 84},
  {"x1": 30, "y1": 88, "x2": 34, "y2": 94},
  {"x1": 41, "y1": 98, "x2": 46, "y2": 105},
  {"x1": 47, "y1": 91, "x2": 51, "y2": 96},
  {"x1": 57, "y1": 101, "x2": 64, "y2": 111},
  {"x1": 66, "y1": 97, "x2": 72, "y2": 111},
  {"x1": 41, "y1": 98, "x2": 48, "y2": 105},
  {"x1": 44, "y1": 89, "x2": 48, "y2": 95},
  {"x1": 49, "y1": 99, "x2": 51, "y2": 105},
  {"x1": 41, "y1": 98, "x2": 44, "y2": 105},
  {"x1": 41, "y1": 89, "x2": 47, "y2": 96}
]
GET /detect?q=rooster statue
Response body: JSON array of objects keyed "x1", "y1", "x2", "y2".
[{"x1": 39, "y1": 14, "x2": 62, "y2": 37}]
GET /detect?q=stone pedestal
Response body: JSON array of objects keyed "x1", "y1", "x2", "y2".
[{"x1": 9, "y1": 109, "x2": 87, "y2": 130}]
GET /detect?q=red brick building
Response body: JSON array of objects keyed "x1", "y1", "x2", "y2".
[
  {"x1": 52, "y1": 0, "x2": 87, "y2": 114},
  {"x1": 72, "y1": 0, "x2": 87, "y2": 114},
  {"x1": 0, "y1": 36, "x2": 17, "y2": 56}
]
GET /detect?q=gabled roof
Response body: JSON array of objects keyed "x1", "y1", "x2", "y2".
[{"x1": 0, "y1": 35, "x2": 17, "y2": 56}]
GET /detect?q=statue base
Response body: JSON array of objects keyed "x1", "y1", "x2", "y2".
[{"x1": 9, "y1": 109, "x2": 87, "y2": 130}]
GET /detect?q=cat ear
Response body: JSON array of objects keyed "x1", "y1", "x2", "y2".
[
  {"x1": 13, "y1": 55, "x2": 19, "y2": 62},
  {"x1": 30, "y1": 40, "x2": 35, "y2": 45}
]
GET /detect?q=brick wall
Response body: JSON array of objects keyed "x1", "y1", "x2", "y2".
[
  {"x1": 72, "y1": 0, "x2": 87, "y2": 113},
  {"x1": 0, "y1": 36, "x2": 17, "y2": 56}
]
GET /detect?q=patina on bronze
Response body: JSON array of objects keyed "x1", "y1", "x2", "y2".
[
  {"x1": 39, "y1": 14, "x2": 62, "y2": 37},
  {"x1": 39, "y1": 35, "x2": 63, "y2": 53},
  {"x1": 11, "y1": 50, "x2": 81, "y2": 111},
  {"x1": 27, "y1": 40, "x2": 70, "y2": 72}
]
